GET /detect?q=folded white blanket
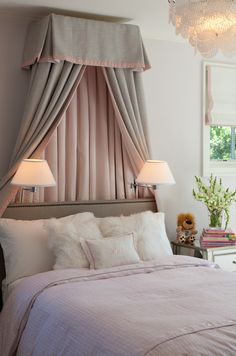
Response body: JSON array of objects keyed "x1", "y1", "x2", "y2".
[{"x1": 1, "y1": 255, "x2": 236, "y2": 356}]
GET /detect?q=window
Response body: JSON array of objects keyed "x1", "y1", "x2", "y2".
[
  {"x1": 210, "y1": 126, "x2": 236, "y2": 161},
  {"x1": 203, "y1": 62, "x2": 236, "y2": 176}
]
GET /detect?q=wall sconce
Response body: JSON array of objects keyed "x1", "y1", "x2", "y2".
[
  {"x1": 131, "y1": 160, "x2": 175, "y2": 191},
  {"x1": 11, "y1": 159, "x2": 56, "y2": 201}
]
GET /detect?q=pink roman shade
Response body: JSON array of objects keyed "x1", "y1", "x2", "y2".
[{"x1": 205, "y1": 64, "x2": 236, "y2": 126}]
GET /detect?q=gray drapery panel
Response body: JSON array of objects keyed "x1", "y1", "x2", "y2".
[
  {"x1": 23, "y1": 14, "x2": 150, "y2": 71},
  {"x1": 102, "y1": 67, "x2": 150, "y2": 175},
  {"x1": 11, "y1": 62, "x2": 85, "y2": 165},
  {"x1": 0, "y1": 62, "x2": 85, "y2": 216}
]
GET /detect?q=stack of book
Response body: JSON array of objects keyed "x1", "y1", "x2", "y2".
[{"x1": 200, "y1": 228, "x2": 236, "y2": 248}]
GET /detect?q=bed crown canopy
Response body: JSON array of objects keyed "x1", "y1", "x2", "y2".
[
  {"x1": 22, "y1": 13, "x2": 150, "y2": 71},
  {"x1": 0, "y1": 13, "x2": 151, "y2": 214}
]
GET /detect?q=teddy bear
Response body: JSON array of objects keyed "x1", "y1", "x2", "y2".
[{"x1": 176, "y1": 213, "x2": 198, "y2": 245}]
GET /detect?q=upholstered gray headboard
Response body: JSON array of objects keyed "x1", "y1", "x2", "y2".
[
  {"x1": 0, "y1": 198, "x2": 156, "y2": 310},
  {"x1": 2, "y1": 199, "x2": 157, "y2": 220}
]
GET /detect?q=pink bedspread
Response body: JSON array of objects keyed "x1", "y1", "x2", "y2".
[{"x1": 1, "y1": 255, "x2": 236, "y2": 356}]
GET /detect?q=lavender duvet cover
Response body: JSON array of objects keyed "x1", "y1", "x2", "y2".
[{"x1": 1, "y1": 255, "x2": 236, "y2": 356}]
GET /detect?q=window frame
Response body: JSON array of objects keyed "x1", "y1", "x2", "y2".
[{"x1": 202, "y1": 61, "x2": 236, "y2": 177}]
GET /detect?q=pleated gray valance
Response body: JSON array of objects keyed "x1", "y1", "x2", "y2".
[{"x1": 22, "y1": 14, "x2": 150, "y2": 71}]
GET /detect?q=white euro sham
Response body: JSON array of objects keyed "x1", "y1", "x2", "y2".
[
  {"x1": 0, "y1": 212, "x2": 94, "y2": 284},
  {"x1": 45, "y1": 218, "x2": 103, "y2": 269},
  {"x1": 99, "y1": 211, "x2": 172, "y2": 261}
]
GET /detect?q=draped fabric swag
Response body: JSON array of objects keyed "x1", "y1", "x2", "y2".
[
  {"x1": 0, "y1": 62, "x2": 85, "y2": 213},
  {"x1": 103, "y1": 67, "x2": 150, "y2": 171},
  {"x1": 0, "y1": 14, "x2": 151, "y2": 214}
]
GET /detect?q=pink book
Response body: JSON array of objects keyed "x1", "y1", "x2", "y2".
[
  {"x1": 201, "y1": 242, "x2": 236, "y2": 247},
  {"x1": 201, "y1": 238, "x2": 231, "y2": 243},
  {"x1": 203, "y1": 228, "x2": 234, "y2": 235}
]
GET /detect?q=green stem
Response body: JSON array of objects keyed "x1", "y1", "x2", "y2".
[{"x1": 209, "y1": 211, "x2": 223, "y2": 228}]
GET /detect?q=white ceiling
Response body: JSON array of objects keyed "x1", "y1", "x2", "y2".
[{"x1": 0, "y1": 0, "x2": 183, "y2": 42}]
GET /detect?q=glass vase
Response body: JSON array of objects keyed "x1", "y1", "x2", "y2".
[{"x1": 209, "y1": 211, "x2": 223, "y2": 229}]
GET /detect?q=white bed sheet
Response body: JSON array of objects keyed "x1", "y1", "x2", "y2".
[
  {"x1": 1, "y1": 256, "x2": 236, "y2": 356},
  {"x1": 2, "y1": 277, "x2": 26, "y2": 304}
]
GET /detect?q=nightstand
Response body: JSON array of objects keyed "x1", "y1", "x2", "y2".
[{"x1": 171, "y1": 240, "x2": 236, "y2": 272}]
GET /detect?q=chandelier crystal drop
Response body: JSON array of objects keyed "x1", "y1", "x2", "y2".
[{"x1": 169, "y1": 0, "x2": 236, "y2": 57}]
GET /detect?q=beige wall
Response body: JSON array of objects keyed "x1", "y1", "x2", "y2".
[
  {"x1": 143, "y1": 38, "x2": 236, "y2": 238},
  {"x1": 1, "y1": 15, "x2": 236, "y2": 238},
  {"x1": 0, "y1": 16, "x2": 30, "y2": 179}
]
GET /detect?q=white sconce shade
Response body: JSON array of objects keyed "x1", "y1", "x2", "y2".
[
  {"x1": 11, "y1": 159, "x2": 56, "y2": 188},
  {"x1": 136, "y1": 160, "x2": 175, "y2": 186}
]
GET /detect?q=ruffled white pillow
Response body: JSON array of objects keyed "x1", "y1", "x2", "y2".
[
  {"x1": 0, "y1": 212, "x2": 94, "y2": 284},
  {"x1": 99, "y1": 211, "x2": 172, "y2": 261},
  {"x1": 81, "y1": 233, "x2": 140, "y2": 269},
  {"x1": 46, "y1": 218, "x2": 103, "y2": 269}
]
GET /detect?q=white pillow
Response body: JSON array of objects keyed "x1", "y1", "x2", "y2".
[
  {"x1": 45, "y1": 218, "x2": 103, "y2": 269},
  {"x1": 81, "y1": 233, "x2": 140, "y2": 269},
  {"x1": 0, "y1": 212, "x2": 94, "y2": 284},
  {"x1": 99, "y1": 211, "x2": 172, "y2": 261}
]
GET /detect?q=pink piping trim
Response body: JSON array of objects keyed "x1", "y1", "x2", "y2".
[
  {"x1": 83, "y1": 241, "x2": 96, "y2": 269},
  {"x1": 206, "y1": 66, "x2": 213, "y2": 125},
  {"x1": 22, "y1": 55, "x2": 151, "y2": 71}
]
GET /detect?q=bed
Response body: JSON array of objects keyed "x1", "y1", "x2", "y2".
[
  {"x1": 0, "y1": 198, "x2": 157, "y2": 309},
  {"x1": 0, "y1": 198, "x2": 236, "y2": 356}
]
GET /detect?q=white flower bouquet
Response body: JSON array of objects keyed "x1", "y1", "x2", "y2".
[{"x1": 193, "y1": 174, "x2": 236, "y2": 229}]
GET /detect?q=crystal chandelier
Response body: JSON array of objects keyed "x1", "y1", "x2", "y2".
[{"x1": 168, "y1": 0, "x2": 236, "y2": 57}]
